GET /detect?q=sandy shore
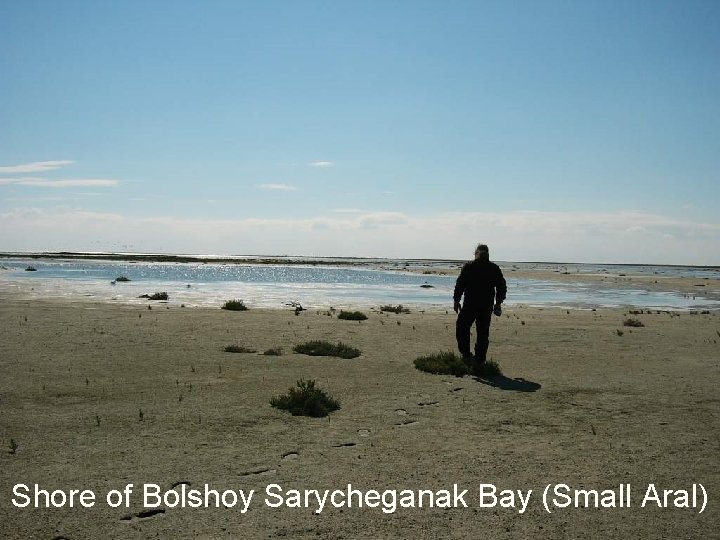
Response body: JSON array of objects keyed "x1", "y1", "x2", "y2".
[{"x1": 1, "y1": 295, "x2": 719, "y2": 538}]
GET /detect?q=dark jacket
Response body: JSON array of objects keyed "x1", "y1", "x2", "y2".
[{"x1": 453, "y1": 259, "x2": 507, "y2": 308}]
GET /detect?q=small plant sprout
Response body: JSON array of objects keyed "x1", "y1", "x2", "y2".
[{"x1": 9, "y1": 439, "x2": 18, "y2": 454}]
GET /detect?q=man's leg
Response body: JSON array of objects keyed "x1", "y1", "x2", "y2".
[
  {"x1": 474, "y1": 309, "x2": 492, "y2": 363},
  {"x1": 456, "y1": 306, "x2": 475, "y2": 358}
]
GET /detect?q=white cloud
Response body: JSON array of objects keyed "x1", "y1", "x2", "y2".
[
  {"x1": 357, "y1": 211, "x2": 409, "y2": 229},
  {"x1": 308, "y1": 161, "x2": 333, "y2": 168},
  {"x1": 0, "y1": 208, "x2": 718, "y2": 265},
  {"x1": 3, "y1": 197, "x2": 74, "y2": 202},
  {"x1": 332, "y1": 208, "x2": 363, "y2": 213},
  {"x1": 0, "y1": 160, "x2": 75, "y2": 174},
  {"x1": 0, "y1": 178, "x2": 119, "y2": 187},
  {"x1": 257, "y1": 183, "x2": 297, "y2": 191}
]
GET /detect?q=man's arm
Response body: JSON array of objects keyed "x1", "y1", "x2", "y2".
[
  {"x1": 453, "y1": 264, "x2": 468, "y2": 313},
  {"x1": 494, "y1": 266, "x2": 507, "y2": 315}
]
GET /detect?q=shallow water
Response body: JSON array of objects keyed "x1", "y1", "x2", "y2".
[{"x1": 1, "y1": 257, "x2": 718, "y2": 311}]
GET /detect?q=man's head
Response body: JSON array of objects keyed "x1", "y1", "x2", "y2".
[{"x1": 474, "y1": 243, "x2": 489, "y2": 262}]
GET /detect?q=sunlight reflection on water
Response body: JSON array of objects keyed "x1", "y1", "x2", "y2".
[{"x1": 1, "y1": 258, "x2": 718, "y2": 311}]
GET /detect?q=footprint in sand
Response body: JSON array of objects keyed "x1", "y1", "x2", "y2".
[
  {"x1": 395, "y1": 408, "x2": 408, "y2": 416},
  {"x1": 120, "y1": 508, "x2": 166, "y2": 522},
  {"x1": 238, "y1": 468, "x2": 277, "y2": 478},
  {"x1": 282, "y1": 451, "x2": 299, "y2": 461},
  {"x1": 331, "y1": 442, "x2": 357, "y2": 448},
  {"x1": 395, "y1": 419, "x2": 419, "y2": 427},
  {"x1": 169, "y1": 480, "x2": 192, "y2": 489},
  {"x1": 357, "y1": 429, "x2": 371, "y2": 437}
]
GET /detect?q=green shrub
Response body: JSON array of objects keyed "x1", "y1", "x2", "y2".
[
  {"x1": 338, "y1": 310, "x2": 368, "y2": 321},
  {"x1": 380, "y1": 304, "x2": 410, "y2": 314},
  {"x1": 140, "y1": 292, "x2": 168, "y2": 300},
  {"x1": 270, "y1": 379, "x2": 340, "y2": 417},
  {"x1": 222, "y1": 299, "x2": 248, "y2": 311},
  {"x1": 414, "y1": 351, "x2": 469, "y2": 376},
  {"x1": 414, "y1": 352, "x2": 503, "y2": 378},
  {"x1": 293, "y1": 340, "x2": 361, "y2": 359},
  {"x1": 115, "y1": 276, "x2": 131, "y2": 282},
  {"x1": 263, "y1": 347, "x2": 283, "y2": 356}
]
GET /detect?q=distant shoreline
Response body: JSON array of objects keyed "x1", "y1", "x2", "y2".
[{"x1": 0, "y1": 251, "x2": 718, "y2": 270}]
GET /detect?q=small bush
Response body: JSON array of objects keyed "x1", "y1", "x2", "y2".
[
  {"x1": 139, "y1": 292, "x2": 168, "y2": 300},
  {"x1": 293, "y1": 340, "x2": 361, "y2": 359},
  {"x1": 224, "y1": 344, "x2": 257, "y2": 353},
  {"x1": 414, "y1": 352, "x2": 503, "y2": 377},
  {"x1": 263, "y1": 347, "x2": 283, "y2": 356},
  {"x1": 222, "y1": 299, "x2": 248, "y2": 311},
  {"x1": 380, "y1": 304, "x2": 410, "y2": 314},
  {"x1": 270, "y1": 379, "x2": 340, "y2": 417},
  {"x1": 623, "y1": 318, "x2": 644, "y2": 327},
  {"x1": 414, "y1": 351, "x2": 469, "y2": 377},
  {"x1": 338, "y1": 310, "x2": 368, "y2": 321},
  {"x1": 115, "y1": 276, "x2": 131, "y2": 282}
]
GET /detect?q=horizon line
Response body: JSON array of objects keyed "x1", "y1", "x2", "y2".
[{"x1": 0, "y1": 251, "x2": 718, "y2": 270}]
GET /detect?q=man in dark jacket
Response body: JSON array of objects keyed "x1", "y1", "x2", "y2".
[{"x1": 453, "y1": 243, "x2": 507, "y2": 369}]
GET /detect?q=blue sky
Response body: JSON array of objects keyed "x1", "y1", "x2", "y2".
[{"x1": 1, "y1": 0, "x2": 718, "y2": 263}]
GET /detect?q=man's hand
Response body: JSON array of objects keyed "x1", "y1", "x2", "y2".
[
  {"x1": 453, "y1": 301, "x2": 461, "y2": 314},
  {"x1": 493, "y1": 304, "x2": 502, "y2": 317}
]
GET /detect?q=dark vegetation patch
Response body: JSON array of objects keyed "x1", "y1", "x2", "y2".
[
  {"x1": 380, "y1": 304, "x2": 410, "y2": 314},
  {"x1": 293, "y1": 340, "x2": 361, "y2": 359},
  {"x1": 222, "y1": 299, "x2": 248, "y2": 311},
  {"x1": 224, "y1": 344, "x2": 257, "y2": 353},
  {"x1": 414, "y1": 351, "x2": 502, "y2": 377},
  {"x1": 270, "y1": 379, "x2": 340, "y2": 417},
  {"x1": 337, "y1": 310, "x2": 368, "y2": 321},
  {"x1": 137, "y1": 292, "x2": 169, "y2": 300}
]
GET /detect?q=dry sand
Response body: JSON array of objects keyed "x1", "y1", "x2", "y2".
[{"x1": 1, "y1": 294, "x2": 719, "y2": 538}]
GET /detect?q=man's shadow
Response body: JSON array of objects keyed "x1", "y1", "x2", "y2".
[{"x1": 473, "y1": 374, "x2": 541, "y2": 392}]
